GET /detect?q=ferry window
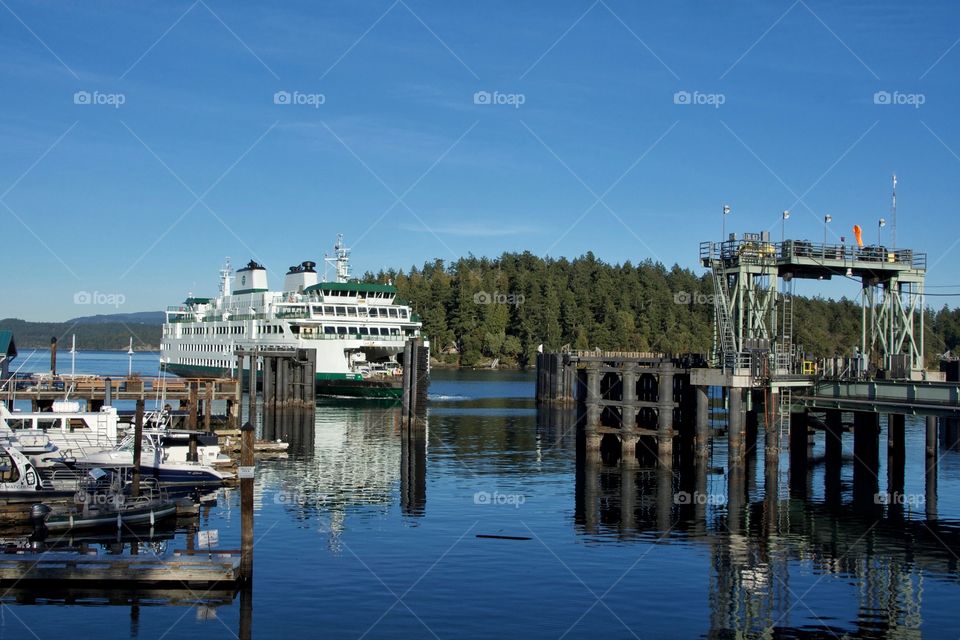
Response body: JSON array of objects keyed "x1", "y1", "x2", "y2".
[
  {"x1": 399, "y1": 309, "x2": 408, "y2": 318},
  {"x1": 368, "y1": 308, "x2": 378, "y2": 317},
  {"x1": 324, "y1": 306, "x2": 334, "y2": 315},
  {"x1": 390, "y1": 328, "x2": 399, "y2": 335},
  {"x1": 336, "y1": 326, "x2": 347, "y2": 335},
  {"x1": 359, "y1": 327, "x2": 369, "y2": 335},
  {"x1": 324, "y1": 326, "x2": 335, "y2": 334},
  {"x1": 347, "y1": 307, "x2": 357, "y2": 317},
  {"x1": 388, "y1": 308, "x2": 399, "y2": 318},
  {"x1": 335, "y1": 306, "x2": 346, "y2": 316}
]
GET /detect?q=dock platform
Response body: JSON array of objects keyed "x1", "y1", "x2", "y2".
[{"x1": 0, "y1": 550, "x2": 241, "y2": 587}]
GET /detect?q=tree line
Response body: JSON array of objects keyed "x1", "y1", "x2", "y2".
[{"x1": 370, "y1": 252, "x2": 960, "y2": 368}]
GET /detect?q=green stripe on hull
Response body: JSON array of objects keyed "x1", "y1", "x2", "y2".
[{"x1": 163, "y1": 363, "x2": 402, "y2": 399}]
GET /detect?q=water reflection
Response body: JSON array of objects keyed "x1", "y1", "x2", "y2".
[
  {"x1": 260, "y1": 402, "x2": 427, "y2": 544},
  {"x1": 570, "y1": 408, "x2": 960, "y2": 639}
]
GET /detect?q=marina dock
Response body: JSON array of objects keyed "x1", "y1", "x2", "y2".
[{"x1": 0, "y1": 550, "x2": 241, "y2": 587}]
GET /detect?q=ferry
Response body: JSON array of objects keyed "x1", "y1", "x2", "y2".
[{"x1": 161, "y1": 236, "x2": 425, "y2": 399}]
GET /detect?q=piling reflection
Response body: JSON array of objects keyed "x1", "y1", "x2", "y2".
[{"x1": 573, "y1": 420, "x2": 959, "y2": 638}]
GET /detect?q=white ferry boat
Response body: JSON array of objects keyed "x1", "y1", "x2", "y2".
[{"x1": 161, "y1": 236, "x2": 424, "y2": 399}]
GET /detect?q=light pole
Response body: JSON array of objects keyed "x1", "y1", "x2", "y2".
[
  {"x1": 781, "y1": 210, "x2": 790, "y2": 243},
  {"x1": 878, "y1": 217, "x2": 886, "y2": 246},
  {"x1": 722, "y1": 204, "x2": 731, "y2": 242},
  {"x1": 823, "y1": 214, "x2": 832, "y2": 248}
]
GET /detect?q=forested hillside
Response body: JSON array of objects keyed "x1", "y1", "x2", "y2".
[{"x1": 369, "y1": 252, "x2": 960, "y2": 368}]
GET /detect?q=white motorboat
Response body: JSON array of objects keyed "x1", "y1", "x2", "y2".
[
  {"x1": 75, "y1": 432, "x2": 233, "y2": 487},
  {"x1": 0, "y1": 403, "x2": 119, "y2": 458}
]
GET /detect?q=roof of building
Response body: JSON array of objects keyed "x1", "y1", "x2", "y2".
[{"x1": 0, "y1": 331, "x2": 17, "y2": 359}]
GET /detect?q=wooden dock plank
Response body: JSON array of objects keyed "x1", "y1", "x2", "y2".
[{"x1": 0, "y1": 553, "x2": 241, "y2": 585}]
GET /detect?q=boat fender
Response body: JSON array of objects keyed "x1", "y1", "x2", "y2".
[
  {"x1": 150, "y1": 510, "x2": 155, "y2": 526},
  {"x1": 117, "y1": 512, "x2": 122, "y2": 530}
]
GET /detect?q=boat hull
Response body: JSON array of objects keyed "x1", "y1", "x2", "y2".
[
  {"x1": 163, "y1": 363, "x2": 402, "y2": 399},
  {"x1": 42, "y1": 503, "x2": 178, "y2": 532}
]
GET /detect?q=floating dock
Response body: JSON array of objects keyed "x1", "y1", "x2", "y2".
[{"x1": 0, "y1": 550, "x2": 241, "y2": 586}]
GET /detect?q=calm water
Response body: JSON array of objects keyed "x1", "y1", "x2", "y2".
[{"x1": 4, "y1": 358, "x2": 960, "y2": 639}]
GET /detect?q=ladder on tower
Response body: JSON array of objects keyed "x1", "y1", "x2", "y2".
[
  {"x1": 777, "y1": 387, "x2": 792, "y2": 440},
  {"x1": 711, "y1": 259, "x2": 739, "y2": 371},
  {"x1": 777, "y1": 283, "x2": 795, "y2": 374}
]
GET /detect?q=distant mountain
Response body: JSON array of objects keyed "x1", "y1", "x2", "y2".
[
  {"x1": 0, "y1": 317, "x2": 162, "y2": 351},
  {"x1": 68, "y1": 311, "x2": 165, "y2": 325}
]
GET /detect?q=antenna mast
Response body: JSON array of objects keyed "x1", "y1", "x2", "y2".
[
  {"x1": 219, "y1": 257, "x2": 232, "y2": 297},
  {"x1": 891, "y1": 173, "x2": 897, "y2": 247},
  {"x1": 324, "y1": 234, "x2": 351, "y2": 283}
]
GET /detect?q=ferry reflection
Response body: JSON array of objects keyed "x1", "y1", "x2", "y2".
[
  {"x1": 575, "y1": 443, "x2": 958, "y2": 639},
  {"x1": 261, "y1": 404, "x2": 427, "y2": 545}
]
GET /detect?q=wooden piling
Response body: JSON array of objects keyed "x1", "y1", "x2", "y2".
[
  {"x1": 204, "y1": 382, "x2": 213, "y2": 432},
  {"x1": 727, "y1": 388, "x2": 744, "y2": 464},
  {"x1": 694, "y1": 385, "x2": 710, "y2": 459},
  {"x1": 188, "y1": 382, "x2": 198, "y2": 431},
  {"x1": 788, "y1": 410, "x2": 809, "y2": 498},
  {"x1": 853, "y1": 411, "x2": 880, "y2": 505},
  {"x1": 657, "y1": 362, "x2": 675, "y2": 463},
  {"x1": 824, "y1": 409, "x2": 843, "y2": 506},
  {"x1": 240, "y1": 421, "x2": 255, "y2": 580},
  {"x1": 887, "y1": 413, "x2": 905, "y2": 507},
  {"x1": 585, "y1": 363, "x2": 601, "y2": 452},
  {"x1": 247, "y1": 353, "x2": 257, "y2": 429},
  {"x1": 926, "y1": 415, "x2": 938, "y2": 519}
]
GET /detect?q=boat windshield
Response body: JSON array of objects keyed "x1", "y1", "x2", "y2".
[{"x1": 117, "y1": 435, "x2": 157, "y2": 454}]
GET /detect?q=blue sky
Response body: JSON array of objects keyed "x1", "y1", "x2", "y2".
[{"x1": 2, "y1": 0, "x2": 960, "y2": 320}]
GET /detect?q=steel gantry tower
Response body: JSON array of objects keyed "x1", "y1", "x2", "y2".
[{"x1": 701, "y1": 232, "x2": 926, "y2": 379}]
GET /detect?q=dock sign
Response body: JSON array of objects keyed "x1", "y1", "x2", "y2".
[
  {"x1": 197, "y1": 529, "x2": 220, "y2": 548},
  {"x1": 238, "y1": 466, "x2": 255, "y2": 479}
]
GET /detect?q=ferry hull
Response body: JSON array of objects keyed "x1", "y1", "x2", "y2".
[{"x1": 163, "y1": 364, "x2": 402, "y2": 399}]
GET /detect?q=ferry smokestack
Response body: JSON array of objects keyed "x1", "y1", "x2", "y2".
[{"x1": 50, "y1": 337, "x2": 57, "y2": 376}]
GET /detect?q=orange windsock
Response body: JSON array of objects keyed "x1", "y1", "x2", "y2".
[{"x1": 853, "y1": 224, "x2": 863, "y2": 248}]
